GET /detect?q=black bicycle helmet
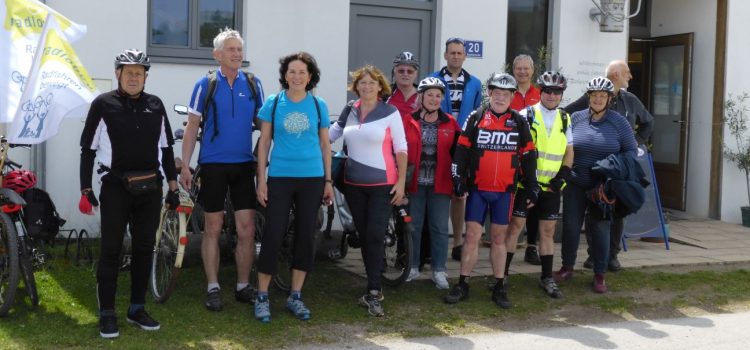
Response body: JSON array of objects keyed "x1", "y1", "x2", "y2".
[
  {"x1": 392, "y1": 51, "x2": 420, "y2": 70},
  {"x1": 537, "y1": 71, "x2": 567, "y2": 90},
  {"x1": 586, "y1": 76, "x2": 614, "y2": 94},
  {"x1": 486, "y1": 73, "x2": 517, "y2": 91},
  {"x1": 114, "y1": 49, "x2": 150, "y2": 71},
  {"x1": 417, "y1": 77, "x2": 445, "y2": 94}
]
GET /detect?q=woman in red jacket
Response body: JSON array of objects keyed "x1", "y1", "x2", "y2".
[{"x1": 403, "y1": 77, "x2": 461, "y2": 289}]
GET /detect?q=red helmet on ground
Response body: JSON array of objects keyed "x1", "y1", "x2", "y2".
[{"x1": 3, "y1": 169, "x2": 37, "y2": 193}]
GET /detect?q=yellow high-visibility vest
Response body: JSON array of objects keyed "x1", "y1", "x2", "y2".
[{"x1": 527, "y1": 105, "x2": 570, "y2": 190}]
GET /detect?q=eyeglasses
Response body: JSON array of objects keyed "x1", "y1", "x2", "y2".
[
  {"x1": 542, "y1": 88, "x2": 564, "y2": 96},
  {"x1": 396, "y1": 69, "x2": 416, "y2": 75}
]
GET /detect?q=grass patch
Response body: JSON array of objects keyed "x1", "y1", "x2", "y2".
[{"x1": 2, "y1": 243, "x2": 750, "y2": 349}]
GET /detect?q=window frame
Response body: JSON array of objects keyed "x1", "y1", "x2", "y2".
[{"x1": 147, "y1": 0, "x2": 244, "y2": 64}]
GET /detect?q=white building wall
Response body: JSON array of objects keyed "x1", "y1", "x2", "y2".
[
  {"x1": 435, "y1": 0, "x2": 508, "y2": 81},
  {"x1": 553, "y1": 0, "x2": 629, "y2": 106},
  {"x1": 721, "y1": 0, "x2": 750, "y2": 223},
  {"x1": 650, "y1": 0, "x2": 716, "y2": 218}
]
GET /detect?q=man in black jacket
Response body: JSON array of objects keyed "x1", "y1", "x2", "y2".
[
  {"x1": 563, "y1": 60, "x2": 654, "y2": 271},
  {"x1": 79, "y1": 49, "x2": 180, "y2": 339}
]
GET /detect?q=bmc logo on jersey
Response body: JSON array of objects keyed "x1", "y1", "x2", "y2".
[{"x1": 477, "y1": 130, "x2": 519, "y2": 146}]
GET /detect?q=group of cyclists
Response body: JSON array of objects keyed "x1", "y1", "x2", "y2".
[{"x1": 78, "y1": 27, "x2": 653, "y2": 338}]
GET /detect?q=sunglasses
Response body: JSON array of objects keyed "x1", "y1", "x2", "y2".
[
  {"x1": 396, "y1": 68, "x2": 416, "y2": 75},
  {"x1": 445, "y1": 37, "x2": 466, "y2": 46},
  {"x1": 542, "y1": 88, "x2": 564, "y2": 96}
]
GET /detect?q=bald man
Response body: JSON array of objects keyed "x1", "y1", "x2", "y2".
[{"x1": 562, "y1": 60, "x2": 654, "y2": 272}]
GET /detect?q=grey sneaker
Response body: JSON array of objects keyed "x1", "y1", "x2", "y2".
[
  {"x1": 358, "y1": 294, "x2": 384, "y2": 317},
  {"x1": 432, "y1": 271, "x2": 449, "y2": 290},
  {"x1": 539, "y1": 277, "x2": 563, "y2": 299},
  {"x1": 254, "y1": 294, "x2": 271, "y2": 323},
  {"x1": 286, "y1": 295, "x2": 311, "y2": 321},
  {"x1": 205, "y1": 287, "x2": 222, "y2": 312}
]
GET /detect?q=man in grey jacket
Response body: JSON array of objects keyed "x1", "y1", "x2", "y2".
[{"x1": 562, "y1": 60, "x2": 654, "y2": 271}]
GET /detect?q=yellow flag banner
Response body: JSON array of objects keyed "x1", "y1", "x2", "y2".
[
  {"x1": 8, "y1": 14, "x2": 98, "y2": 144},
  {"x1": 1, "y1": 0, "x2": 87, "y2": 122}
]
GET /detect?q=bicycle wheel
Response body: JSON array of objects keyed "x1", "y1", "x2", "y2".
[
  {"x1": 150, "y1": 207, "x2": 182, "y2": 303},
  {"x1": 0, "y1": 212, "x2": 19, "y2": 317},
  {"x1": 381, "y1": 209, "x2": 413, "y2": 287},
  {"x1": 17, "y1": 234, "x2": 38, "y2": 307}
]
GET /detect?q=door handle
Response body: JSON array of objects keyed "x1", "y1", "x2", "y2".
[{"x1": 672, "y1": 120, "x2": 685, "y2": 123}]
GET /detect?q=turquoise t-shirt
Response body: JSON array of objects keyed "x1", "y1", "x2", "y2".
[{"x1": 258, "y1": 91, "x2": 330, "y2": 177}]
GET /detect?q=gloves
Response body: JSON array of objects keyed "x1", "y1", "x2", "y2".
[
  {"x1": 548, "y1": 166, "x2": 571, "y2": 193},
  {"x1": 526, "y1": 185, "x2": 541, "y2": 206},
  {"x1": 79, "y1": 190, "x2": 99, "y2": 215},
  {"x1": 165, "y1": 188, "x2": 180, "y2": 209},
  {"x1": 452, "y1": 176, "x2": 467, "y2": 197}
]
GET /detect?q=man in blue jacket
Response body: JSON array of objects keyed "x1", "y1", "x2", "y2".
[{"x1": 429, "y1": 37, "x2": 483, "y2": 261}]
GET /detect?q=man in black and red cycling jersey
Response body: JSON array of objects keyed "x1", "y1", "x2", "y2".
[{"x1": 444, "y1": 73, "x2": 539, "y2": 309}]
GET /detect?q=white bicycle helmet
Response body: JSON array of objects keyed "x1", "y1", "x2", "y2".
[
  {"x1": 487, "y1": 73, "x2": 517, "y2": 91},
  {"x1": 417, "y1": 77, "x2": 445, "y2": 94},
  {"x1": 393, "y1": 51, "x2": 420, "y2": 70},
  {"x1": 586, "y1": 76, "x2": 614, "y2": 94},
  {"x1": 537, "y1": 71, "x2": 567, "y2": 90},
  {"x1": 114, "y1": 49, "x2": 150, "y2": 71}
]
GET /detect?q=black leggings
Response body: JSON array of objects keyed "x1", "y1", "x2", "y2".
[
  {"x1": 97, "y1": 180, "x2": 161, "y2": 311},
  {"x1": 256, "y1": 177, "x2": 323, "y2": 275},
  {"x1": 345, "y1": 184, "x2": 392, "y2": 292}
]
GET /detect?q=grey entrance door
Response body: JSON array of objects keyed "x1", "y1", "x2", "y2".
[{"x1": 349, "y1": 0, "x2": 433, "y2": 88}]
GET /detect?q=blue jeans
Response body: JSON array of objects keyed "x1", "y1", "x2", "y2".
[
  {"x1": 561, "y1": 183, "x2": 611, "y2": 274},
  {"x1": 409, "y1": 185, "x2": 451, "y2": 272}
]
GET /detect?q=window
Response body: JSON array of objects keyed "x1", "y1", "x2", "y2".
[
  {"x1": 505, "y1": 0, "x2": 550, "y2": 75},
  {"x1": 148, "y1": 0, "x2": 243, "y2": 62}
]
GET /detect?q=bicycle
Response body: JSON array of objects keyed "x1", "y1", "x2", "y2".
[
  {"x1": 149, "y1": 191, "x2": 193, "y2": 303},
  {"x1": 0, "y1": 137, "x2": 46, "y2": 316},
  {"x1": 328, "y1": 151, "x2": 414, "y2": 287}
]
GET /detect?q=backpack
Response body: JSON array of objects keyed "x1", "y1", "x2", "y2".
[
  {"x1": 21, "y1": 188, "x2": 64, "y2": 242},
  {"x1": 202, "y1": 70, "x2": 261, "y2": 141}
]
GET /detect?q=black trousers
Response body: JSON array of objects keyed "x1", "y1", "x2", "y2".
[
  {"x1": 345, "y1": 184, "x2": 392, "y2": 292},
  {"x1": 97, "y1": 180, "x2": 161, "y2": 311},
  {"x1": 256, "y1": 177, "x2": 323, "y2": 275}
]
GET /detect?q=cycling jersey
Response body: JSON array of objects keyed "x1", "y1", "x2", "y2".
[
  {"x1": 453, "y1": 108, "x2": 536, "y2": 193},
  {"x1": 79, "y1": 89, "x2": 177, "y2": 188},
  {"x1": 510, "y1": 85, "x2": 541, "y2": 112},
  {"x1": 329, "y1": 101, "x2": 407, "y2": 186},
  {"x1": 188, "y1": 68, "x2": 264, "y2": 164}
]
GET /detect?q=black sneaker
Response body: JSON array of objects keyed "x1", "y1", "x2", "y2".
[
  {"x1": 205, "y1": 287, "x2": 223, "y2": 311},
  {"x1": 444, "y1": 283, "x2": 469, "y2": 304},
  {"x1": 486, "y1": 276, "x2": 509, "y2": 291},
  {"x1": 99, "y1": 310, "x2": 119, "y2": 339},
  {"x1": 235, "y1": 285, "x2": 256, "y2": 304},
  {"x1": 358, "y1": 294, "x2": 384, "y2": 317},
  {"x1": 126, "y1": 308, "x2": 161, "y2": 331},
  {"x1": 451, "y1": 245, "x2": 462, "y2": 261},
  {"x1": 524, "y1": 246, "x2": 541, "y2": 265},
  {"x1": 608, "y1": 256, "x2": 622, "y2": 272},
  {"x1": 583, "y1": 256, "x2": 593, "y2": 269},
  {"x1": 491, "y1": 287, "x2": 512, "y2": 309},
  {"x1": 539, "y1": 277, "x2": 563, "y2": 299}
]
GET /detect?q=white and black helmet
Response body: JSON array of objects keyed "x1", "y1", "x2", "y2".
[
  {"x1": 537, "y1": 71, "x2": 567, "y2": 90},
  {"x1": 114, "y1": 49, "x2": 150, "y2": 71},
  {"x1": 393, "y1": 51, "x2": 420, "y2": 70},
  {"x1": 487, "y1": 72, "x2": 517, "y2": 91},
  {"x1": 417, "y1": 77, "x2": 445, "y2": 94},
  {"x1": 586, "y1": 76, "x2": 614, "y2": 94}
]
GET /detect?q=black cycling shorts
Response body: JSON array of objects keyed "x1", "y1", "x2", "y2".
[
  {"x1": 197, "y1": 162, "x2": 256, "y2": 213},
  {"x1": 512, "y1": 188, "x2": 561, "y2": 220}
]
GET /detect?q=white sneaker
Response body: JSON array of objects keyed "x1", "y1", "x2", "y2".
[
  {"x1": 405, "y1": 268, "x2": 420, "y2": 282},
  {"x1": 432, "y1": 271, "x2": 450, "y2": 290}
]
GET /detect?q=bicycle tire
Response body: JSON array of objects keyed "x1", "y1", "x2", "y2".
[
  {"x1": 150, "y1": 207, "x2": 181, "y2": 303},
  {"x1": 76, "y1": 229, "x2": 93, "y2": 265},
  {"x1": 17, "y1": 233, "x2": 38, "y2": 307},
  {"x1": 381, "y1": 210, "x2": 413, "y2": 287},
  {"x1": 0, "y1": 212, "x2": 19, "y2": 317}
]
